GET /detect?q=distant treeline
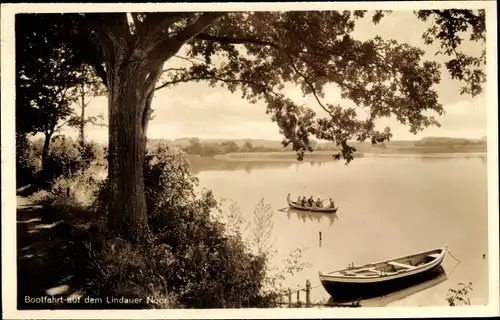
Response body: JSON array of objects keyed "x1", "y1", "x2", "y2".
[
  {"x1": 415, "y1": 136, "x2": 486, "y2": 146},
  {"x1": 25, "y1": 136, "x2": 484, "y2": 162},
  {"x1": 148, "y1": 137, "x2": 291, "y2": 157},
  {"x1": 148, "y1": 137, "x2": 354, "y2": 157},
  {"x1": 148, "y1": 136, "x2": 487, "y2": 157}
]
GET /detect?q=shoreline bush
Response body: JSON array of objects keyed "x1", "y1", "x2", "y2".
[
  {"x1": 16, "y1": 135, "x2": 105, "y2": 192},
  {"x1": 40, "y1": 136, "x2": 98, "y2": 184},
  {"x1": 16, "y1": 133, "x2": 43, "y2": 187},
  {"x1": 27, "y1": 144, "x2": 308, "y2": 308}
]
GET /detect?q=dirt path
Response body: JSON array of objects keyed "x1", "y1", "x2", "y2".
[{"x1": 16, "y1": 196, "x2": 83, "y2": 309}]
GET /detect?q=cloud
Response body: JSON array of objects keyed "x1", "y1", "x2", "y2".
[
  {"x1": 444, "y1": 97, "x2": 486, "y2": 116},
  {"x1": 153, "y1": 86, "x2": 267, "y2": 122},
  {"x1": 373, "y1": 96, "x2": 487, "y2": 140}
]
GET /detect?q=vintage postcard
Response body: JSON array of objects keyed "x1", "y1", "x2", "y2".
[{"x1": 1, "y1": 1, "x2": 498, "y2": 319}]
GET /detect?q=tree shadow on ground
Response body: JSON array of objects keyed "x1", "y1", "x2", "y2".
[
  {"x1": 17, "y1": 197, "x2": 149, "y2": 310},
  {"x1": 16, "y1": 199, "x2": 104, "y2": 310},
  {"x1": 16, "y1": 184, "x2": 42, "y2": 197}
]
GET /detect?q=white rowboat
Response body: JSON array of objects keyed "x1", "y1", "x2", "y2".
[
  {"x1": 287, "y1": 193, "x2": 338, "y2": 213},
  {"x1": 319, "y1": 246, "x2": 447, "y2": 301}
]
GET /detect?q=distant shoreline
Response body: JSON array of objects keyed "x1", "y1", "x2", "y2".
[
  {"x1": 363, "y1": 152, "x2": 486, "y2": 158},
  {"x1": 147, "y1": 136, "x2": 487, "y2": 160},
  {"x1": 211, "y1": 150, "x2": 487, "y2": 162}
]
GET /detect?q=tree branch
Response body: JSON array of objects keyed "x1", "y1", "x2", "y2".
[
  {"x1": 130, "y1": 13, "x2": 144, "y2": 36},
  {"x1": 54, "y1": 119, "x2": 70, "y2": 133},
  {"x1": 197, "y1": 32, "x2": 406, "y2": 91},
  {"x1": 173, "y1": 13, "x2": 227, "y2": 44},
  {"x1": 85, "y1": 13, "x2": 132, "y2": 64},
  {"x1": 150, "y1": 12, "x2": 227, "y2": 60},
  {"x1": 83, "y1": 95, "x2": 97, "y2": 107},
  {"x1": 196, "y1": 33, "x2": 278, "y2": 48},
  {"x1": 284, "y1": 53, "x2": 333, "y2": 117},
  {"x1": 84, "y1": 57, "x2": 107, "y2": 87},
  {"x1": 161, "y1": 67, "x2": 187, "y2": 74},
  {"x1": 144, "y1": 12, "x2": 188, "y2": 35},
  {"x1": 183, "y1": 34, "x2": 382, "y2": 117},
  {"x1": 142, "y1": 90, "x2": 154, "y2": 136},
  {"x1": 174, "y1": 54, "x2": 213, "y2": 65},
  {"x1": 283, "y1": 51, "x2": 372, "y2": 118},
  {"x1": 155, "y1": 75, "x2": 282, "y2": 100}
]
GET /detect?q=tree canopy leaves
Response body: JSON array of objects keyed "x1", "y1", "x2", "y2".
[
  {"x1": 416, "y1": 9, "x2": 486, "y2": 97},
  {"x1": 16, "y1": 9, "x2": 487, "y2": 164},
  {"x1": 16, "y1": 14, "x2": 100, "y2": 138},
  {"x1": 154, "y1": 11, "x2": 452, "y2": 161}
]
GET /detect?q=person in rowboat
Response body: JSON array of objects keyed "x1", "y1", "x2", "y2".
[
  {"x1": 328, "y1": 198, "x2": 336, "y2": 208},
  {"x1": 301, "y1": 196, "x2": 307, "y2": 207},
  {"x1": 315, "y1": 197, "x2": 324, "y2": 207},
  {"x1": 307, "y1": 196, "x2": 314, "y2": 207}
]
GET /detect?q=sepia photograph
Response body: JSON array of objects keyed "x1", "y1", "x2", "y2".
[{"x1": 1, "y1": 1, "x2": 498, "y2": 319}]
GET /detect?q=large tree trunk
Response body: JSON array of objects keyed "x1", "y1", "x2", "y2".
[
  {"x1": 106, "y1": 56, "x2": 162, "y2": 242},
  {"x1": 41, "y1": 133, "x2": 51, "y2": 166},
  {"x1": 40, "y1": 131, "x2": 53, "y2": 186},
  {"x1": 89, "y1": 12, "x2": 222, "y2": 242}
]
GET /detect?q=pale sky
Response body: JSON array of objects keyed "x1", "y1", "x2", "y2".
[{"x1": 61, "y1": 10, "x2": 488, "y2": 143}]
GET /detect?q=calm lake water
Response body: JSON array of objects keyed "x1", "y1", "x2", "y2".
[{"x1": 194, "y1": 155, "x2": 489, "y2": 307}]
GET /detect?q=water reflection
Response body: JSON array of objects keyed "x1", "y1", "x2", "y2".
[
  {"x1": 189, "y1": 157, "x2": 297, "y2": 174},
  {"x1": 417, "y1": 153, "x2": 487, "y2": 163},
  {"x1": 327, "y1": 265, "x2": 448, "y2": 307},
  {"x1": 286, "y1": 208, "x2": 338, "y2": 226},
  {"x1": 309, "y1": 160, "x2": 327, "y2": 168},
  {"x1": 190, "y1": 153, "x2": 487, "y2": 174}
]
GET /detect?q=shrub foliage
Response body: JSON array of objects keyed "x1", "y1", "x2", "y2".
[{"x1": 77, "y1": 145, "x2": 282, "y2": 308}]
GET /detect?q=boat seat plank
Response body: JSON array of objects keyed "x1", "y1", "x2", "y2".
[
  {"x1": 354, "y1": 267, "x2": 379, "y2": 273},
  {"x1": 366, "y1": 268, "x2": 386, "y2": 275},
  {"x1": 351, "y1": 267, "x2": 375, "y2": 273},
  {"x1": 428, "y1": 253, "x2": 441, "y2": 259},
  {"x1": 388, "y1": 261, "x2": 417, "y2": 269},
  {"x1": 346, "y1": 267, "x2": 386, "y2": 276},
  {"x1": 374, "y1": 269, "x2": 386, "y2": 275}
]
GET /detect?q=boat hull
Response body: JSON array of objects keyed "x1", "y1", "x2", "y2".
[
  {"x1": 321, "y1": 264, "x2": 443, "y2": 303},
  {"x1": 287, "y1": 194, "x2": 338, "y2": 213},
  {"x1": 289, "y1": 203, "x2": 338, "y2": 213}
]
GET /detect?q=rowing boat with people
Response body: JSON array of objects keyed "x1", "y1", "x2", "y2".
[{"x1": 287, "y1": 193, "x2": 339, "y2": 213}]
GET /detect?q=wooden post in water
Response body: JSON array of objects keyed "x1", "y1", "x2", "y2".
[
  {"x1": 319, "y1": 231, "x2": 322, "y2": 247},
  {"x1": 305, "y1": 279, "x2": 311, "y2": 307},
  {"x1": 288, "y1": 288, "x2": 292, "y2": 308}
]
